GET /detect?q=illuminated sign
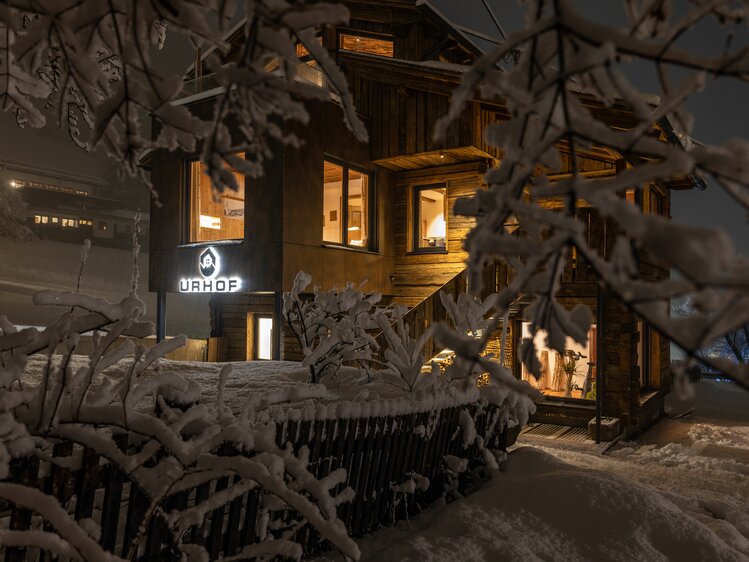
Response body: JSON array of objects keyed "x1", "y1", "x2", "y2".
[{"x1": 179, "y1": 247, "x2": 242, "y2": 293}]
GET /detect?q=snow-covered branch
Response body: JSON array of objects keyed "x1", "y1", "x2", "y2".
[
  {"x1": 437, "y1": 0, "x2": 749, "y2": 389},
  {"x1": 1, "y1": 1, "x2": 367, "y2": 194}
]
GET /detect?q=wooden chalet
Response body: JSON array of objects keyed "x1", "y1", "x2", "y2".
[{"x1": 147, "y1": 0, "x2": 701, "y2": 438}]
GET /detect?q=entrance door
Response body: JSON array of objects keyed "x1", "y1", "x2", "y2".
[{"x1": 254, "y1": 315, "x2": 273, "y2": 360}]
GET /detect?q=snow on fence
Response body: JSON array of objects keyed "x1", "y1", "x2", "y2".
[
  {"x1": 0, "y1": 270, "x2": 534, "y2": 561},
  {"x1": 1, "y1": 401, "x2": 514, "y2": 561}
]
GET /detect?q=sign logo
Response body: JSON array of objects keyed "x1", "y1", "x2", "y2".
[
  {"x1": 179, "y1": 247, "x2": 242, "y2": 293},
  {"x1": 199, "y1": 248, "x2": 218, "y2": 278}
]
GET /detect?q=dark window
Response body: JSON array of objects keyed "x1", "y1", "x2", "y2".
[
  {"x1": 413, "y1": 184, "x2": 447, "y2": 252},
  {"x1": 323, "y1": 159, "x2": 375, "y2": 250},
  {"x1": 99, "y1": 221, "x2": 108, "y2": 231},
  {"x1": 648, "y1": 188, "x2": 666, "y2": 216},
  {"x1": 637, "y1": 322, "x2": 660, "y2": 389}
]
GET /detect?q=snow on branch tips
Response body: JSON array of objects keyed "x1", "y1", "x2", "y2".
[
  {"x1": 283, "y1": 272, "x2": 540, "y2": 415},
  {"x1": 0, "y1": 0, "x2": 366, "y2": 195},
  {"x1": 282, "y1": 271, "x2": 381, "y2": 384},
  {"x1": 0, "y1": 250, "x2": 359, "y2": 560},
  {"x1": 435, "y1": 0, "x2": 749, "y2": 390}
]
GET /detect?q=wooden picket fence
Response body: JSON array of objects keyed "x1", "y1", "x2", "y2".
[{"x1": 1, "y1": 402, "x2": 515, "y2": 561}]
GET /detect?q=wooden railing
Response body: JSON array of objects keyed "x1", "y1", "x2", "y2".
[
  {"x1": 375, "y1": 260, "x2": 514, "y2": 362},
  {"x1": 561, "y1": 207, "x2": 604, "y2": 284},
  {"x1": 1, "y1": 402, "x2": 514, "y2": 561}
]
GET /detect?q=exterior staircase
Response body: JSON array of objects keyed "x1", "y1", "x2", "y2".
[{"x1": 375, "y1": 260, "x2": 519, "y2": 365}]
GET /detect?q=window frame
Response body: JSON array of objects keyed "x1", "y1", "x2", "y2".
[
  {"x1": 647, "y1": 185, "x2": 666, "y2": 216},
  {"x1": 411, "y1": 183, "x2": 448, "y2": 254},
  {"x1": 517, "y1": 319, "x2": 598, "y2": 402},
  {"x1": 184, "y1": 156, "x2": 247, "y2": 246},
  {"x1": 322, "y1": 156, "x2": 377, "y2": 252}
]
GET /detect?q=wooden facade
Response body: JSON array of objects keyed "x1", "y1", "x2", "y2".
[{"x1": 148, "y1": 0, "x2": 697, "y2": 438}]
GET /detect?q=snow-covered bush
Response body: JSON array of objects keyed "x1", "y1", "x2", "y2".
[
  {"x1": 374, "y1": 304, "x2": 433, "y2": 392},
  {"x1": 435, "y1": 0, "x2": 749, "y2": 390},
  {"x1": 440, "y1": 291, "x2": 496, "y2": 340},
  {"x1": 282, "y1": 271, "x2": 382, "y2": 384},
  {"x1": 0, "y1": 1, "x2": 366, "y2": 194},
  {"x1": 0, "y1": 251, "x2": 359, "y2": 560},
  {"x1": 284, "y1": 272, "x2": 541, "y2": 414}
]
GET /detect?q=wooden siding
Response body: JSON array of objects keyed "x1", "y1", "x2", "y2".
[
  {"x1": 391, "y1": 161, "x2": 484, "y2": 307},
  {"x1": 344, "y1": 69, "x2": 477, "y2": 162},
  {"x1": 344, "y1": 1, "x2": 477, "y2": 64},
  {"x1": 281, "y1": 99, "x2": 396, "y2": 294}
]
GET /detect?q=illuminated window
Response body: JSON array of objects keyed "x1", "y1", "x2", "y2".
[
  {"x1": 413, "y1": 185, "x2": 447, "y2": 252},
  {"x1": 189, "y1": 157, "x2": 245, "y2": 243},
  {"x1": 34, "y1": 215, "x2": 41, "y2": 224},
  {"x1": 520, "y1": 322, "x2": 597, "y2": 400},
  {"x1": 12, "y1": 178, "x2": 87, "y2": 195},
  {"x1": 625, "y1": 188, "x2": 637, "y2": 204},
  {"x1": 62, "y1": 218, "x2": 77, "y2": 228},
  {"x1": 322, "y1": 159, "x2": 373, "y2": 249},
  {"x1": 338, "y1": 32, "x2": 393, "y2": 57},
  {"x1": 79, "y1": 219, "x2": 92, "y2": 226},
  {"x1": 40, "y1": 215, "x2": 48, "y2": 224},
  {"x1": 51, "y1": 216, "x2": 59, "y2": 224}
]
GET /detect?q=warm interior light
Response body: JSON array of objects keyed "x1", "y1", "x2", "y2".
[
  {"x1": 9, "y1": 180, "x2": 16, "y2": 187},
  {"x1": 347, "y1": 226, "x2": 360, "y2": 231},
  {"x1": 199, "y1": 215, "x2": 221, "y2": 229}
]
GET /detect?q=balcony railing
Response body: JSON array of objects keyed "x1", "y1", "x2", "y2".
[{"x1": 180, "y1": 62, "x2": 326, "y2": 99}]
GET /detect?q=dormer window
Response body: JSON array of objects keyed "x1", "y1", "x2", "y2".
[{"x1": 338, "y1": 31, "x2": 394, "y2": 58}]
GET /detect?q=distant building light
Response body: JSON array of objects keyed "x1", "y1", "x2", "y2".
[{"x1": 10, "y1": 180, "x2": 16, "y2": 187}]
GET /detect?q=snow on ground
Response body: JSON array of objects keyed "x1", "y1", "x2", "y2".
[
  {"x1": 313, "y1": 378, "x2": 749, "y2": 561},
  {"x1": 20, "y1": 352, "x2": 749, "y2": 560},
  {"x1": 315, "y1": 445, "x2": 746, "y2": 561}
]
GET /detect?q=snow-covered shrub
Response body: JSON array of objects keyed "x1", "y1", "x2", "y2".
[
  {"x1": 373, "y1": 304, "x2": 433, "y2": 391},
  {"x1": 282, "y1": 271, "x2": 381, "y2": 384},
  {"x1": 0, "y1": 251, "x2": 359, "y2": 560},
  {"x1": 440, "y1": 291, "x2": 496, "y2": 339},
  {"x1": 434, "y1": 0, "x2": 749, "y2": 389},
  {"x1": 284, "y1": 272, "x2": 541, "y2": 420}
]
